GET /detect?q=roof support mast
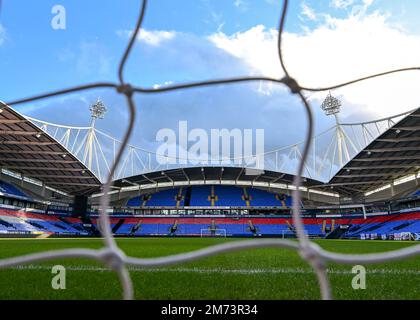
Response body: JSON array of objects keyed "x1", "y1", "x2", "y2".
[
  {"x1": 83, "y1": 99, "x2": 107, "y2": 171},
  {"x1": 321, "y1": 92, "x2": 351, "y2": 168}
]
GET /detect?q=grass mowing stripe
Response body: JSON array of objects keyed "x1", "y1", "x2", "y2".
[
  {"x1": 9, "y1": 264, "x2": 420, "y2": 275},
  {"x1": 1, "y1": 238, "x2": 419, "y2": 299}
]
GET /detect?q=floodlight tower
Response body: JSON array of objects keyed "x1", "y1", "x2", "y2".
[
  {"x1": 84, "y1": 99, "x2": 107, "y2": 170},
  {"x1": 321, "y1": 92, "x2": 350, "y2": 168}
]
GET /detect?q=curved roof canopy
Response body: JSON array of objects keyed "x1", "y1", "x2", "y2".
[
  {"x1": 112, "y1": 166, "x2": 323, "y2": 190},
  {"x1": 324, "y1": 107, "x2": 420, "y2": 195},
  {"x1": 0, "y1": 102, "x2": 100, "y2": 195},
  {"x1": 113, "y1": 108, "x2": 420, "y2": 199}
]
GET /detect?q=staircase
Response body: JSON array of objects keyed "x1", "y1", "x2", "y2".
[
  {"x1": 59, "y1": 217, "x2": 83, "y2": 232},
  {"x1": 242, "y1": 188, "x2": 251, "y2": 207},
  {"x1": 326, "y1": 225, "x2": 350, "y2": 239},
  {"x1": 130, "y1": 221, "x2": 142, "y2": 235},
  {"x1": 169, "y1": 220, "x2": 178, "y2": 235},
  {"x1": 0, "y1": 218, "x2": 15, "y2": 230},
  {"x1": 248, "y1": 220, "x2": 258, "y2": 234},
  {"x1": 112, "y1": 219, "x2": 125, "y2": 233},
  {"x1": 286, "y1": 220, "x2": 297, "y2": 235},
  {"x1": 184, "y1": 187, "x2": 192, "y2": 206}
]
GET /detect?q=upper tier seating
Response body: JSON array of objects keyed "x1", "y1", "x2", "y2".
[
  {"x1": 189, "y1": 186, "x2": 213, "y2": 206},
  {"x1": 127, "y1": 188, "x2": 185, "y2": 207},
  {"x1": 126, "y1": 185, "x2": 292, "y2": 208},
  {"x1": 0, "y1": 181, "x2": 28, "y2": 199},
  {"x1": 214, "y1": 186, "x2": 246, "y2": 206},
  {"x1": 246, "y1": 188, "x2": 291, "y2": 207},
  {"x1": 412, "y1": 189, "x2": 420, "y2": 197}
]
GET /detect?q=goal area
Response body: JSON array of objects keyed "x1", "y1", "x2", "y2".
[{"x1": 200, "y1": 228, "x2": 227, "y2": 238}]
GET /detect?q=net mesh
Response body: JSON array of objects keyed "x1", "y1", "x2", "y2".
[{"x1": 1, "y1": 0, "x2": 420, "y2": 300}]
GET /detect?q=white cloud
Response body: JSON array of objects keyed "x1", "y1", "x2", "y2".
[
  {"x1": 330, "y1": 0, "x2": 355, "y2": 9},
  {"x1": 152, "y1": 81, "x2": 174, "y2": 89},
  {"x1": 233, "y1": 0, "x2": 248, "y2": 11},
  {"x1": 0, "y1": 24, "x2": 6, "y2": 45},
  {"x1": 209, "y1": 25, "x2": 278, "y2": 77},
  {"x1": 301, "y1": 3, "x2": 317, "y2": 21},
  {"x1": 117, "y1": 29, "x2": 176, "y2": 47},
  {"x1": 233, "y1": 0, "x2": 245, "y2": 8},
  {"x1": 209, "y1": 11, "x2": 420, "y2": 120}
]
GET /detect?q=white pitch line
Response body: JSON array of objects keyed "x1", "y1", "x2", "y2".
[{"x1": 7, "y1": 264, "x2": 420, "y2": 275}]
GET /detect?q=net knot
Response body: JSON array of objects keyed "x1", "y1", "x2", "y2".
[
  {"x1": 117, "y1": 83, "x2": 134, "y2": 97},
  {"x1": 99, "y1": 247, "x2": 126, "y2": 270},
  {"x1": 282, "y1": 76, "x2": 301, "y2": 94},
  {"x1": 299, "y1": 242, "x2": 325, "y2": 269}
]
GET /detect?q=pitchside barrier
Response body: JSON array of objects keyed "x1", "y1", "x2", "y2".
[{"x1": 1, "y1": 0, "x2": 420, "y2": 300}]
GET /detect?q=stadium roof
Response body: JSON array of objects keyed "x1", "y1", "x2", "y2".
[
  {"x1": 323, "y1": 107, "x2": 420, "y2": 195},
  {"x1": 112, "y1": 105, "x2": 420, "y2": 198},
  {"x1": 0, "y1": 102, "x2": 101, "y2": 195},
  {"x1": 113, "y1": 166, "x2": 324, "y2": 190}
]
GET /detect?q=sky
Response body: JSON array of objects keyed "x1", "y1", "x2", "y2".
[{"x1": 1, "y1": 0, "x2": 420, "y2": 175}]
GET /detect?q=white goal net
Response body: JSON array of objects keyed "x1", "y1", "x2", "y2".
[
  {"x1": 2, "y1": 0, "x2": 420, "y2": 301},
  {"x1": 200, "y1": 229, "x2": 227, "y2": 238}
]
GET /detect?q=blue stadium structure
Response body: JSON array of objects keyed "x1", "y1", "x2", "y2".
[{"x1": 0, "y1": 103, "x2": 419, "y2": 241}]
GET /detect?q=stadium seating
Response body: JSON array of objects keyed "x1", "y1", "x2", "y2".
[
  {"x1": 1, "y1": 203, "x2": 420, "y2": 239},
  {"x1": 246, "y1": 188, "x2": 291, "y2": 207},
  {"x1": 213, "y1": 186, "x2": 246, "y2": 206},
  {"x1": 0, "y1": 209, "x2": 88, "y2": 235},
  {"x1": 0, "y1": 181, "x2": 29, "y2": 199},
  {"x1": 126, "y1": 185, "x2": 292, "y2": 208},
  {"x1": 127, "y1": 188, "x2": 185, "y2": 207},
  {"x1": 189, "y1": 186, "x2": 213, "y2": 206},
  {"x1": 104, "y1": 212, "x2": 420, "y2": 238},
  {"x1": 342, "y1": 212, "x2": 420, "y2": 239}
]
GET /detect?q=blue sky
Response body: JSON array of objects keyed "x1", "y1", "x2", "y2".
[{"x1": 1, "y1": 0, "x2": 420, "y2": 170}]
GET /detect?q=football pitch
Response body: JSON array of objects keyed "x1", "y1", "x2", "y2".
[{"x1": 0, "y1": 238, "x2": 419, "y2": 300}]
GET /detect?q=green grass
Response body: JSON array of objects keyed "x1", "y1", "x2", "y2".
[{"x1": 0, "y1": 238, "x2": 419, "y2": 300}]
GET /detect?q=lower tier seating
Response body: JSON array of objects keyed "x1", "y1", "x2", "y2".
[
  {"x1": 0, "y1": 209, "x2": 88, "y2": 235},
  {"x1": 103, "y1": 212, "x2": 420, "y2": 238},
  {"x1": 1, "y1": 208, "x2": 419, "y2": 239}
]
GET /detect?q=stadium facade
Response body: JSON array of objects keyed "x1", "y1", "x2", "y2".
[{"x1": 0, "y1": 101, "x2": 419, "y2": 241}]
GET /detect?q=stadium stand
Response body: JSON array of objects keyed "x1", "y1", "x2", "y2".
[
  {"x1": 0, "y1": 181, "x2": 30, "y2": 200},
  {"x1": 216, "y1": 186, "x2": 246, "y2": 206},
  {"x1": 0, "y1": 162, "x2": 418, "y2": 240},
  {"x1": 128, "y1": 188, "x2": 185, "y2": 207},
  {"x1": 89, "y1": 212, "x2": 419, "y2": 239},
  {"x1": 0, "y1": 208, "x2": 88, "y2": 236},
  {"x1": 126, "y1": 186, "x2": 292, "y2": 208}
]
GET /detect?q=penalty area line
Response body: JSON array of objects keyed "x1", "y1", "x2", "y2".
[{"x1": 7, "y1": 265, "x2": 420, "y2": 275}]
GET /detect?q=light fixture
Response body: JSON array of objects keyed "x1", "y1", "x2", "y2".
[{"x1": 35, "y1": 132, "x2": 42, "y2": 138}]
